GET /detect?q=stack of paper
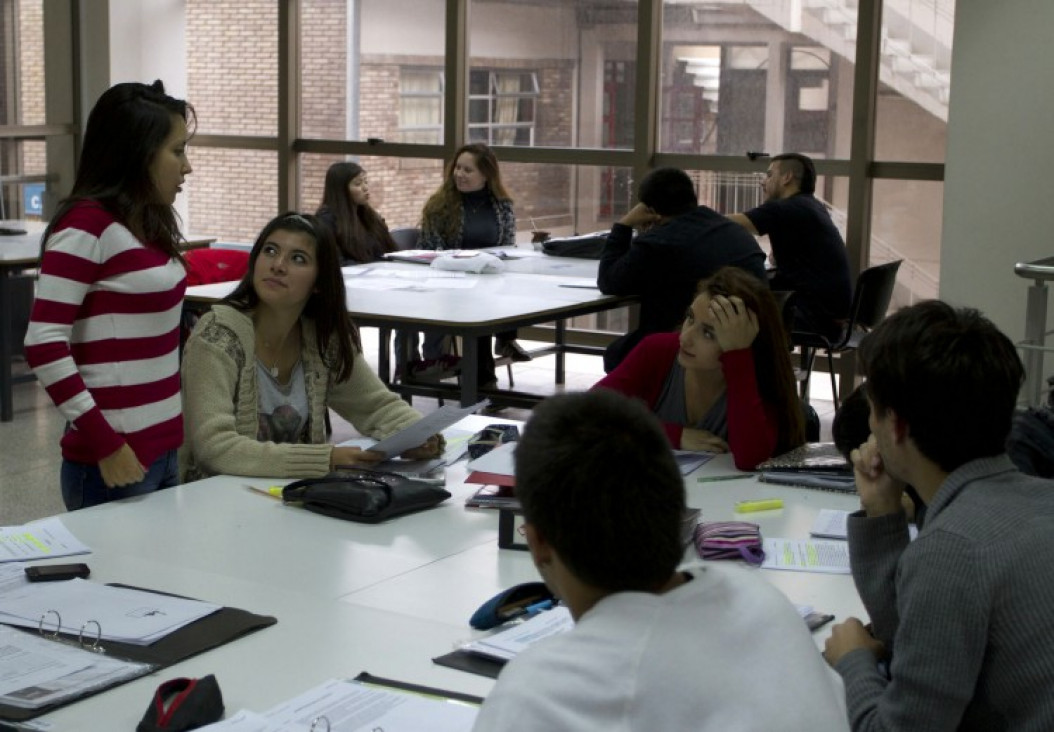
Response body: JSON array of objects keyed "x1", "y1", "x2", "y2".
[
  {"x1": 200, "y1": 678, "x2": 479, "y2": 731},
  {"x1": 460, "y1": 606, "x2": 573, "y2": 662},
  {"x1": 0, "y1": 517, "x2": 91, "y2": 563},
  {"x1": 0, "y1": 579, "x2": 220, "y2": 645}
]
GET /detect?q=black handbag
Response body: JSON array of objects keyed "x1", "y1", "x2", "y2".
[{"x1": 282, "y1": 468, "x2": 451, "y2": 523}]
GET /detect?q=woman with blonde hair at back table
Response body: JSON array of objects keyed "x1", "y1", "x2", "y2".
[
  {"x1": 594, "y1": 266, "x2": 805, "y2": 470},
  {"x1": 416, "y1": 143, "x2": 527, "y2": 388}
]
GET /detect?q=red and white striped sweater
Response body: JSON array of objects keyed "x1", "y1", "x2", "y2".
[{"x1": 24, "y1": 201, "x2": 186, "y2": 467}]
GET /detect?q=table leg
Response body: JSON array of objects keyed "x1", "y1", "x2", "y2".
[
  {"x1": 1023, "y1": 281, "x2": 1049, "y2": 407},
  {"x1": 555, "y1": 319, "x2": 566, "y2": 385},
  {"x1": 0, "y1": 269, "x2": 14, "y2": 422},
  {"x1": 378, "y1": 326, "x2": 392, "y2": 385},
  {"x1": 460, "y1": 335, "x2": 480, "y2": 407}
]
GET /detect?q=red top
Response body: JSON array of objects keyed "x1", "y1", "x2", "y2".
[
  {"x1": 593, "y1": 332, "x2": 778, "y2": 470},
  {"x1": 24, "y1": 201, "x2": 186, "y2": 466}
]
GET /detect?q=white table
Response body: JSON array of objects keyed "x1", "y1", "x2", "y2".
[
  {"x1": 186, "y1": 259, "x2": 634, "y2": 407},
  {"x1": 25, "y1": 416, "x2": 867, "y2": 729}
]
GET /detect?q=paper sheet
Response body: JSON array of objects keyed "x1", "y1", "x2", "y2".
[
  {"x1": 259, "y1": 678, "x2": 478, "y2": 732},
  {"x1": 760, "y1": 538, "x2": 852, "y2": 574},
  {"x1": 369, "y1": 401, "x2": 488, "y2": 458},
  {"x1": 461, "y1": 606, "x2": 573, "y2": 662},
  {"x1": 0, "y1": 517, "x2": 91, "y2": 563},
  {"x1": 0, "y1": 579, "x2": 221, "y2": 644},
  {"x1": 0, "y1": 625, "x2": 153, "y2": 709}
]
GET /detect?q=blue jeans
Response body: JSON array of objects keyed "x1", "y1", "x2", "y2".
[{"x1": 60, "y1": 450, "x2": 179, "y2": 511}]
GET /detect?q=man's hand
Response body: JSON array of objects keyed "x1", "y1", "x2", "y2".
[
  {"x1": 823, "y1": 617, "x2": 886, "y2": 667},
  {"x1": 618, "y1": 202, "x2": 661, "y2": 231},
  {"x1": 98, "y1": 444, "x2": 146, "y2": 488},
  {"x1": 851, "y1": 435, "x2": 906, "y2": 517},
  {"x1": 709, "y1": 294, "x2": 759, "y2": 352},
  {"x1": 681, "y1": 428, "x2": 729, "y2": 453}
]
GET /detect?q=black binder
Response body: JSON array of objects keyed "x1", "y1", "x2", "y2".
[{"x1": 0, "y1": 584, "x2": 276, "y2": 722}]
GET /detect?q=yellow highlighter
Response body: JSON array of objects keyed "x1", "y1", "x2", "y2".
[
  {"x1": 245, "y1": 484, "x2": 285, "y2": 499},
  {"x1": 734, "y1": 498, "x2": 784, "y2": 513}
]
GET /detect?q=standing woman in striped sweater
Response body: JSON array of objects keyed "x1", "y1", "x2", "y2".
[{"x1": 24, "y1": 81, "x2": 194, "y2": 510}]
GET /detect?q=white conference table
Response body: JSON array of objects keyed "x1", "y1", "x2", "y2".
[
  {"x1": 26, "y1": 416, "x2": 867, "y2": 729},
  {"x1": 186, "y1": 256, "x2": 634, "y2": 408}
]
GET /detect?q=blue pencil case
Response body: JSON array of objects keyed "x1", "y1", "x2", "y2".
[{"x1": 469, "y1": 581, "x2": 556, "y2": 630}]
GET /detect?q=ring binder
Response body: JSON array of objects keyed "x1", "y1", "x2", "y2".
[
  {"x1": 38, "y1": 609, "x2": 61, "y2": 638},
  {"x1": 36, "y1": 611, "x2": 106, "y2": 653},
  {"x1": 310, "y1": 716, "x2": 331, "y2": 731},
  {"x1": 78, "y1": 619, "x2": 103, "y2": 653}
]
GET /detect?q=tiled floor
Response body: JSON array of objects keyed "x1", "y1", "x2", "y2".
[{"x1": 0, "y1": 329, "x2": 836, "y2": 526}]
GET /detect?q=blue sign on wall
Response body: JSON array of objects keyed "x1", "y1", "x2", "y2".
[{"x1": 23, "y1": 183, "x2": 45, "y2": 217}]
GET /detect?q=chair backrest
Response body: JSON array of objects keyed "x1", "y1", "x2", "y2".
[
  {"x1": 389, "y1": 227, "x2": 421, "y2": 250},
  {"x1": 849, "y1": 260, "x2": 902, "y2": 331}
]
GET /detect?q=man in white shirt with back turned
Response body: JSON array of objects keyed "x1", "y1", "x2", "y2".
[{"x1": 472, "y1": 390, "x2": 848, "y2": 731}]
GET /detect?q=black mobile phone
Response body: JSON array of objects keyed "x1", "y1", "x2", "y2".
[{"x1": 24, "y1": 563, "x2": 91, "y2": 582}]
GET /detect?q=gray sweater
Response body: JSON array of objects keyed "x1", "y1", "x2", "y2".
[{"x1": 836, "y1": 455, "x2": 1054, "y2": 731}]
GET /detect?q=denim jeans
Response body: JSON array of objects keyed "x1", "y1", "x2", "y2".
[{"x1": 60, "y1": 449, "x2": 179, "y2": 511}]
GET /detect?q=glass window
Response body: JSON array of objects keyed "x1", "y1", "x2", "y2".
[
  {"x1": 186, "y1": 2, "x2": 278, "y2": 137},
  {"x1": 870, "y1": 179, "x2": 943, "y2": 305},
  {"x1": 0, "y1": 0, "x2": 46, "y2": 219},
  {"x1": 183, "y1": 148, "x2": 278, "y2": 242},
  {"x1": 875, "y1": 0, "x2": 954, "y2": 162},
  {"x1": 299, "y1": 0, "x2": 446, "y2": 142},
  {"x1": 398, "y1": 68, "x2": 444, "y2": 144},
  {"x1": 660, "y1": 3, "x2": 856, "y2": 158},
  {"x1": 299, "y1": 153, "x2": 443, "y2": 230},
  {"x1": 469, "y1": 0, "x2": 638, "y2": 150}
]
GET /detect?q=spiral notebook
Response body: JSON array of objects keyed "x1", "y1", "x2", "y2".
[{"x1": 755, "y1": 443, "x2": 856, "y2": 493}]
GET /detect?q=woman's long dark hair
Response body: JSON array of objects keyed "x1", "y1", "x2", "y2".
[
  {"x1": 696, "y1": 267, "x2": 806, "y2": 452},
  {"x1": 224, "y1": 212, "x2": 361, "y2": 383},
  {"x1": 316, "y1": 161, "x2": 396, "y2": 263},
  {"x1": 43, "y1": 80, "x2": 195, "y2": 260},
  {"x1": 420, "y1": 143, "x2": 512, "y2": 242}
]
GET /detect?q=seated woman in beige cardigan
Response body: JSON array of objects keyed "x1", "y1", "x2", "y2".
[{"x1": 180, "y1": 212, "x2": 441, "y2": 482}]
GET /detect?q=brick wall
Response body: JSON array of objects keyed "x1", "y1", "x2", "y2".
[{"x1": 185, "y1": 2, "x2": 577, "y2": 241}]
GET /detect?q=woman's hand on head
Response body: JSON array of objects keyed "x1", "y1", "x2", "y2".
[
  {"x1": 330, "y1": 446, "x2": 385, "y2": 470},
  {"x1": 680, "y1": 429, "x2": 729, "y2": 453},
  {"x1": 709, "y1": 295, "x2": 759, "y2": 352},
  {"x1": 98, "y1": 444, "x2": 146, "y2": 488},
  {"x1": 400, "y1": 433, "x2": 445, "y2": 460}
]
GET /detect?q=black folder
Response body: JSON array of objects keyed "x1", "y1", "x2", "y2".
[{"x1": 0, "y1": 584, "x2": 276, "y2": 722}]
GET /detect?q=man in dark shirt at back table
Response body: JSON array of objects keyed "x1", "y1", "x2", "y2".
[
  {"x1": 597, "y1": 167, "x2": 766, "y2": 372},
  {"x1": 728, "y1": 153, "x2": 851, "y2": 341}
]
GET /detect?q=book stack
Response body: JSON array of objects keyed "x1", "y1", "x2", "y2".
[{"x1": 755, "y1": 443, "x2": 856, "y2": 493}]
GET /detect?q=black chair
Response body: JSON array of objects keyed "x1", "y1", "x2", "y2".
[
  {"x1": 791, "y1": 260, "x2": 902, "y2": 408},
  {"x1": 389, "y1": 227, "x2": 420, "y2": 250}
]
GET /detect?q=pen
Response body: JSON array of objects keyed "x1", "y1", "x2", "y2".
[
  {"x1": 244, "y1": 484, "x2": 284, "y2": 499},
  {"x1": 696, "y1": 474, "x2": 747, "y2": 483},
  {"x1": 501, "y1": 599, "x2": 555, "y2": 622},
  {"x1": 735, "y1": 498, "x2": 784, "y2": 513}
]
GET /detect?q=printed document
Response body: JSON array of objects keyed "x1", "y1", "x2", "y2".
[
  {"x1": 760, "y1": 538, "x2": 852, "y2": 574},
  {"x1": 203, "y1": 678, "x2": 479, "y2": 732},
  {"x1": 0, "y1": 517, "x2": 90, "y2": 563},
  {"x1": 461, "y1": 606, "x2": 573, "y2": 662},
  {"x1": 369, "y1": 401, "x2": 488, "y2": 458},
  {"x1": 0, "y1": 625, "x2": 152, "y2": 709},
  {"x1": 0, "y1": 579, "x2": 221, "y2": 644}
]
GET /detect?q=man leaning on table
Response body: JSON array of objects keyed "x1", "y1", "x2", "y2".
[
  {"x1": 823, "y1": 300, "x2": 1054, "y2": 731},
  {"x1": 472, "y1": 390, "x2": 848, "y2": 731}
]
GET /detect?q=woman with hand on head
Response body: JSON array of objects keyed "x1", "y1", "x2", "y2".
[
  {"x1": 417, "y1": 143, "x2": 526, "y2": 388},
  {"x1": 24, "y1": 80, "x2": 194, "y2": 511},
  {"x1": 594, "y1": 266, "x2": 804, "y2": 470},
  {"x1": 315, "y1": 161, "x2": 397, "y2": 265},
  {"x1": 180, "y1": 212, "x2": 442, "y2": 482}
]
